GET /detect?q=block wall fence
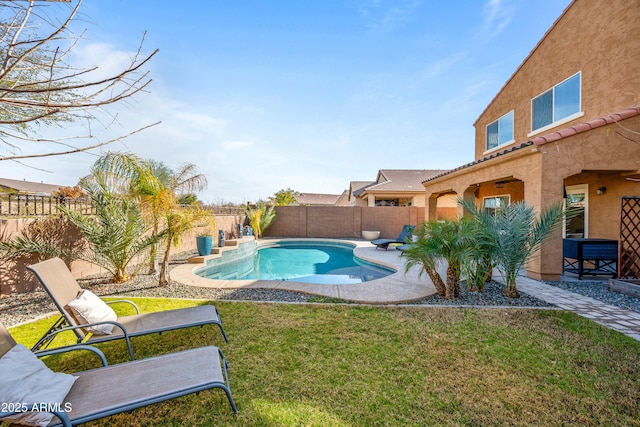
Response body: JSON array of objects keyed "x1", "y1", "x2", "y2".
[{"x1": 1, "y1": 206, "x2": 424, "y2": 295}]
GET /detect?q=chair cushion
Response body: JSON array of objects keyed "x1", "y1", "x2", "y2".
[
  {"x1": 66, "y1": 290, "x2": 117, "y2": 335},
  {"x1": 0, "y1": 344, "x2": 77, "y2": 426}
]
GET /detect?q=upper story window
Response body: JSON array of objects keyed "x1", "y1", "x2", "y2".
[
  {"x1": 531, "y1": 72, "x2": 581, "y2": 132},
  {"x1": 486, "y1": 111, "x2": 514, "y2": 151}
]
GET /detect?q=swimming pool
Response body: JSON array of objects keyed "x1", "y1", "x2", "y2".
[{"x1": 195, "y1": 240, "x2": 395, "y2": 284}]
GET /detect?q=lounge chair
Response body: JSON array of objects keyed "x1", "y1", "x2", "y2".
[
  {"x1": 0, "y1": 321, "x2": 237, "y2": 427},
  {"x1": 27, "y1": 257, "x2": 228, "y2": 360},
  {"x1": 371, "y1": 225, "x2": 415, "y2": 250}
]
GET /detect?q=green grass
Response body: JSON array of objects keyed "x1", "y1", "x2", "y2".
[{"x1": 6, "y1": 299, "x2": 640, "y2": 426}]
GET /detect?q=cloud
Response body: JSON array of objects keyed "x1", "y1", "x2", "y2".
[
  {"x1": 357, "y1": 0, "x2": 423, "y2": 32},
  {"x1": 481, "y1": 0, "x2": 514, "y2": 38},
  {"x1": 223, "y1": 140, "x2": 252, "y2": 151},
  {"x1": 419, "y1": 51, "x2": 469, "y2": 80}
]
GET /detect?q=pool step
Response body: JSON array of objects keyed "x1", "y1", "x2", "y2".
[{"x1": 188, "y1": 237, "x2": 253, "y2": 264}]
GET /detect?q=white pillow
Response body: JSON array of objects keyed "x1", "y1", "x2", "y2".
[
  {"x1": 0, "y1": 344, "x2": 77, "y2": 427},
  {"x1": 66, "y1": 289, "x2": 118, "y2": 335}
]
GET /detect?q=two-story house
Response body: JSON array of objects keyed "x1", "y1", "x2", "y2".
[{"x1": 422, "y1": 0, "x2": 640, "y2": 281}]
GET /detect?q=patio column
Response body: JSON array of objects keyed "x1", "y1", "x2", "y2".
[
  {"x1": 426, "y1": 193, "x2": 438, "y2": 221},
  {"x1": 367, "y1": 194, "x2": 375, "y2": 207},
  {"x1": 523, "y1": 172, "x2": 565, "y2": 281}
]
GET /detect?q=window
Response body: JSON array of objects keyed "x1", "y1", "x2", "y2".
[
  {"x1": 486, "y1": 111, "x2": 514, "y2": 151},
  {"x1": 564, "y1": 184, "x2": 588, "y2": 238},
  {"x1": 483, "y1": 195, "x2": 510, "y2": 215},
  {"x1": 532, "y1": 72, "x2": 581, "y2": 132}
]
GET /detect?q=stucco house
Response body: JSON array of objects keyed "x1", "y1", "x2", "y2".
[
  {"x1": 422, "y1": 0, "x2": 640, "y2": 281},
  {"x1": 350, "y1": 169, "x2": 449, "y2": 207}
]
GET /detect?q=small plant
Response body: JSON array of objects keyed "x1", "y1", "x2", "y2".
[
  {"x1": 245, "y1": 201, "x2": 276, "y2": 238},
  {"x1": 195, "y1": 210, "x2": 217, "y2": 237}
]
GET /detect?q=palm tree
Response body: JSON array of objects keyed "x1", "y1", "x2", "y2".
[
  {"x1": 137, "y1": 161, "x2": 207, "y2": 274},
  {"x1": 88, "y1": 152, "x2": 208, "y2": 276},
  {"x1": 402, "y1": 219, "x2": 476, "y2": 299},
  {"x1": 157, "y1": 206, "x2": 214, "y2": 286},
  {"x1": 459, "y1": 201, "x2": 498, "y2": 292},
  {"x1": 401, "y1": 223, "x2": 447, "y2": 297},
  {"x1": 61, "y1": 169, "x2": 163, "y2": 283},
  {"x1": 463, "y1": 200, "x2": 566, "y2": 298}
]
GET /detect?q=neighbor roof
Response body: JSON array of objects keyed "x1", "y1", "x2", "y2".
[
  {"x1": 350, "y1": 181, "x2": 375, "y2": 198},
  {"x1": 363, "y1": 169, "x2": 448, "y2": 193},
  {"x1": 0, "y1": 177, "x2": 66, "y2": 195},
  {"x1": 294, "y1": 192, "x2": 342, "y2": 205}
]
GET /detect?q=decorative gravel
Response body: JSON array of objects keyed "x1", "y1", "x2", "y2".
[
  {"x1": 543, "y1": 280, "x2": 640, "y2": 314},
  {"x1": 1, "y1": 252, "x2": 638, "y2": 327},
  {"x1": 406, "y1": 281, "x2": 555, "y2": 308}
]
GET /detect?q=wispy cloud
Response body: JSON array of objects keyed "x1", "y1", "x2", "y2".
[
  {"x1": 481, "y1": 0, "x2": 514, "y2": 39},
  {"x1": 357, "y1": 0, "x2": 423, "y2": 32},
  {"x1": 419, "y1": 51, "x2": 469, "y2": 81}
]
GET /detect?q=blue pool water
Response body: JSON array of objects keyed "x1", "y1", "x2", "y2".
[{"x1": 196, "y1": 241, "x2": 394, "y2": 284}]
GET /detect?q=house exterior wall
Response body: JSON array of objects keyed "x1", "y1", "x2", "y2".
[
  {"x1": 425, "y1": 113, "x2": 640, "y2": 280},
  {"x1": 474, "y1": 0, "x2": 640, "y2": 160},
  {"x1": 356, "y1": 191, "x2": 425, "y2": 207},
  {"x1": 422, "y1": 0, "x2": 640, "y2": 281}
]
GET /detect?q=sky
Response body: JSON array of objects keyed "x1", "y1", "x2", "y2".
[{"x1": 1, "y1": 0, "x2": 573, "y2": 204}]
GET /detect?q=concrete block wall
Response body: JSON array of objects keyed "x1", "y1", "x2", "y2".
[
  {"x1": 266, "y1": 206, "x2": 425, "y2": 239},
  {"x1": 0, "y1": 214, "x2": 245, "y2": 295}
]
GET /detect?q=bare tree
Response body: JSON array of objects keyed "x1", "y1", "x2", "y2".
[{"x1": 0, "y1": 0, "x2": 159, "y2": 162}]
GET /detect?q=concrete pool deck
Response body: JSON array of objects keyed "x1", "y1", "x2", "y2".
[{"x1": 169, "y1": 238, "x2": 439, "y2": 304}]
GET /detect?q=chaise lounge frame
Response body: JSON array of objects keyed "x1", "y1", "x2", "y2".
[
  {"x1": 27, "y1": 257, "x2": 228, "y2": 360},
  {"x1": 371, "y1": 225, "x2": 415, "y2": 250},
  {"x1": 0, "y1": 322, "x2": 238, "y2": 426}
]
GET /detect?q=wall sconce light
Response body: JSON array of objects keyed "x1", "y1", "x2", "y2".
[{"x1": 596, "y1": 186, "x2": 607, "y2": 195}]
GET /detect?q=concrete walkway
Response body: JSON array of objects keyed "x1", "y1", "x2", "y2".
[{"x1": 171, "y1": 238, "x2": 640, "y2": 341}]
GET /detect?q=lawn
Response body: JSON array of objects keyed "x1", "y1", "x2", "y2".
[{"x1": 6, "y1": 298, "x2": 640, "y2": 426}]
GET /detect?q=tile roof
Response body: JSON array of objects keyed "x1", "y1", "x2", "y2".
[
  {"x1": 365, "y1": 169, "x2": 448, "y2": 192},
  {"x1": 351, "y1": 181, "x2": 376, "y2": 198},
  {"x1": 295, "y1": 192, "x2": 343, "y2": 205},
  {"x1": 530, "y1": 105, "x2": 640, "y2": 145},
  {"x1": 424, "y1": 105, "x2": 640, "y2": 184}
]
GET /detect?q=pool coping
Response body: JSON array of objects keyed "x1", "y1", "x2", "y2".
[{"x1": 169, "y1": 237, "x2": 439, "y2": 304}]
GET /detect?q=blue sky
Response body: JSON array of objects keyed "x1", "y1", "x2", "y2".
[{"x1": 2, "y1": 0, "x2": 572, "y2": 203}]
